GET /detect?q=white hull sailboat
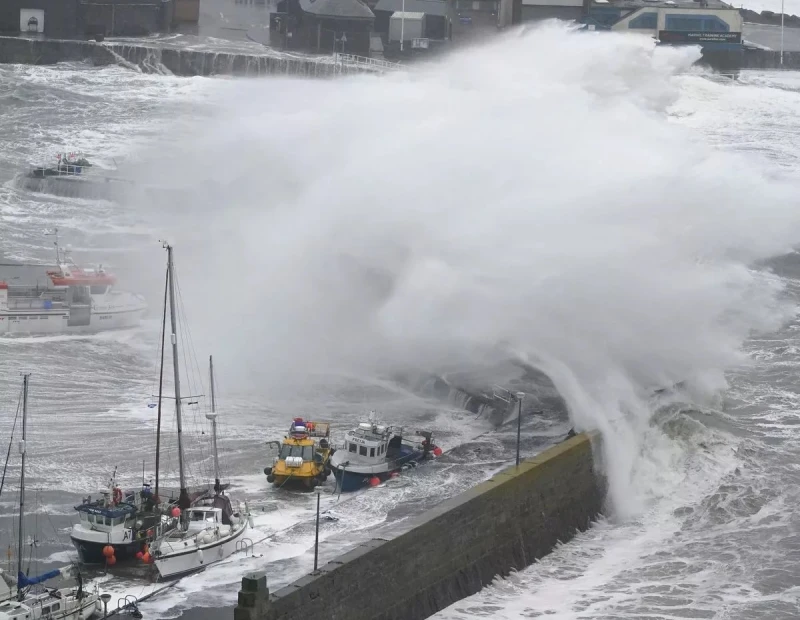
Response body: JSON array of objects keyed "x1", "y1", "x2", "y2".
[
  {"x1": 0, "y1": 375, "x2": 100, "y2": 620},
  {"x1": 148, "y1": 245, "x2": 250, "y2": 579}
]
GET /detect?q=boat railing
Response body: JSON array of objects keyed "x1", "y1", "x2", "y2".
[{"x1": 236, "y1": 538, "x2": 254, "y2": 557}]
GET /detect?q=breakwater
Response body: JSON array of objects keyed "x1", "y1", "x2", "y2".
[
  {"x1": 0, "y1": 35, "x2": 391, "y2": 76},
  {"x1": 236, "y1": 432, "x2": 604, "y2": 620},
  {"x1": 700, "y1": 48, "x2": 800, "y2": 72}
]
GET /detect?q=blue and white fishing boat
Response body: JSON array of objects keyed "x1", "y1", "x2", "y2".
[{"x1": 328, "y1": 413, "x2": 442, "y2": 492}]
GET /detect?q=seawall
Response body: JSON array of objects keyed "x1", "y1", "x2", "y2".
[
  {"x1": 236, "y1": 432, "x2": 605, "y2": 620},
  {"x1": 0, "y1": 35, "x2": 389, "y2": 77},
  {"x1": 700, "y1": 48, "x2": 800, "y2": 72}
]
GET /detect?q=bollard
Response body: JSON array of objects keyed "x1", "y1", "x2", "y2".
[{"x1": 234, "y1": 571, "x2": 272, "y2": 620}]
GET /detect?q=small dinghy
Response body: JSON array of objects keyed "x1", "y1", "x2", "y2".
[{"x1": 329, "y1": 412, "x2": 442, "y2": 492}]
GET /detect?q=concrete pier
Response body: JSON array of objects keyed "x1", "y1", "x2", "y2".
[{"x1": 236, "y1": 432, "x2": 605, "y2": 620}]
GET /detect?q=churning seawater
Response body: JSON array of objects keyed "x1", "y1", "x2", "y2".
[{"x1": 2, "y1": 21, "x2": 800, "y2": 619}]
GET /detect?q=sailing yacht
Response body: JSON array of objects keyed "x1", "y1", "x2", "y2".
[
  {"x1": 148, "y1": 245, "x2": 251, "y2": 579},
  {"x1": 0, "y1": 375, "x2": 100, "y2": 620}
]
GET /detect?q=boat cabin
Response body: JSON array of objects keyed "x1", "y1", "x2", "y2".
[
  {"x1": 75, "y1": 503, "x2": 136, "y2": 532},
  {"x1": 343, "y1": 422, "x2": 402, "y2": 463},
  {"x1": 186, "y1": 507, "x2": 223, "y2": 532}
]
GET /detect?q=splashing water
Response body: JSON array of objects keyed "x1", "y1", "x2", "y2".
[{"x1": 114, "y1": 22, "x2": 800, "y2": 523}]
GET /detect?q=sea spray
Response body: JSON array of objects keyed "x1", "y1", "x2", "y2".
[{"x1": 124, "y1": 22, "x2": 800, "y2": 520}]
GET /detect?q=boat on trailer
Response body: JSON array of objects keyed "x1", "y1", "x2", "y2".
[
  {"x1": 329, "y1": 413, "x2": 442, "y2": 492},
  {"x1": 0, "y1": 232, "x2": 146, "y2": 335}
]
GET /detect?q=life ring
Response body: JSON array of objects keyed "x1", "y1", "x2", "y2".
[{"x1": 112, "y1": 487, "x2": 123, "y2": 505}]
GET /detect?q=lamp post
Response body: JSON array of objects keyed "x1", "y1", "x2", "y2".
[
  {"x1": 781, "y1": 0, "x2": 785, "y2": 66},
  {"x1": 400, "y1": 0, "x2": 406, "y2": 52},
  {"x1": 515, "y1": 392, "x2": 524, "y2": 467},
  {"x1": 100, "y1": 593, "x2": 112, "y2": 618},
  {"x1": 313, "y1": 488, "x2": 321, "y2": 571}
]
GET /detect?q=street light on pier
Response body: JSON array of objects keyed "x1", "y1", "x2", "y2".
[{"x1": 515, "y1": 392, "x2": 524, "y2": 467}]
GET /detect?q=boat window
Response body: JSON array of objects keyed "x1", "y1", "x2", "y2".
[
  {"x1": 190, "y1": 511, "x2": 206, "y2": 521},
  {"x1": 113, "y1": 516, "x2": 124, "y2": 526},
  {"x1": 348, "y1": 443, "x2": 357, "y2": 453},
  {"x1": 41, "y1": 607, "x2": 49, "y2": 615},
  {"x1": 279, "y1": 444, "x2": 312, "y2": 459},
  {"x1": 80, "y1": 512, "x2": 88, "y2": 522},
  {"x1": 105, "y1": 516, "x2": 112, "y2": 526},
  {"x1": 370, "y1": 447, "x2": 375, "y2": 457},
  {"x1": 90, "y1": 285, "x2": 108, "y2": 295},
  {"x1": 359, "y1": 446, "x2": 368, "y2": 456},
  {"x1": 51, "y1": 604, "x2": 59, "y2": 612}
]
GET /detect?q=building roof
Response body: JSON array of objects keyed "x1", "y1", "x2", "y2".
[
  {"x1": 391, "y1": 10, "x2": 425, "y2": 18},
  {"x1": 593, "y1": 0, "x2": 733, "y2": 9},
  {"x1": 374, "y1": 0, "x2": 451, "y2": 16},
  {"x1": 300, "y1": 0, "x2": 375, "y2": 20}
]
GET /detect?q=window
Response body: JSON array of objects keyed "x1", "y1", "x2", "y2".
[
  {"x1": 370, "y1": 447, "x2": 375, "y2": 457},
  {"x1": 90, "y1": 285, "x2": 107, "y2": 295},
  {"x1": 51, "y1": 604, "x2": 60, "y2": 612},
  {"x1": 27, "y1": 16, "x2": 38, "y2": 32},
  {"x1": 629, "y1": 12, "x2": 656, "y2": 29},
  {"x1": 665, "y1": 14, "x2": 729, "y2": 31},
  {"x1": 348, "y1": 442, "x2": 357, "y2": 453},
  {"x1": 359, "y1": 446, "x2": 367, "y2": 456}
]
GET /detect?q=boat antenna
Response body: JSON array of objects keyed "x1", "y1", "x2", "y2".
[
  {"x1": 45, "y1": 228, "x2": 60, "y2": 265},
  {"x1": 17, "y1": 373, "x2": 30, "y2": 601},
  {"x1": 163, "y1": 242, "x2": 190, "y2": 512},
  {"x1": 154, "y1": 262, "x2": 169, "y2": 503},
  {"x1": 207, "y1": 355, "x2": 221, "y2": 495}
]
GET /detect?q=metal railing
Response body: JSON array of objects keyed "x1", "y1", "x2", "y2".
[{"x1": 333, "y1": 53, "x2": 402, "y2": 72}]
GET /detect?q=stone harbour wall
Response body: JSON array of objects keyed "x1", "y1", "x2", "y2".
[
  {"x1": 0, "y1": 35, "x2": 385, "y2": 77},
  {"x1": 236, "y1": 432, "x2": 605, "y2": 620}
]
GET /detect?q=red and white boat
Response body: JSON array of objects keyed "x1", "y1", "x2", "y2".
[{"x1": 0, "y1": 239, "x2": 146, "y2": 335}]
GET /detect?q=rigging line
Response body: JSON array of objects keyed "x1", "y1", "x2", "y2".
[{"x1": 0, "y1": 386, "x2": 23, "y2": 502}]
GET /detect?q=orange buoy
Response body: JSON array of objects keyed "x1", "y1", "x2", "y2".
[
  {"x1": 135, "y1": 551, "x2": 144, "y2": 560},
  {"x1": 106, "y1": 555, "x2": 117, "y2": 566},
  {"x1": 369, "y1": 476, "x2": 380, "y2": 487},
  {"x1": 142, "y1": 552, "x2": 151, "y2": 563},
  {"x1": 171, "y1": 507, "x2": 181, "y2": 518},
  {"x1": 433, "y1": 447, "x2": 443, "y2": 457},
  {"x1": 102, "y1": 545, "x2": 115, "y2": 558}
]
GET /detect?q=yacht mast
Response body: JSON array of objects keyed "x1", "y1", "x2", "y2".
[
  {"x1": 207, "y1": 355, "x2": 221, "y2": 495},
  {"x1": 154, "y1": 265, "x2": 169, "y2": 502},
  {"x1": 17, "y1": 374, "x2": 29, "y2": 601},
  {"x1": 165, "y1": 244, "x2": 189, "y2": 510}
]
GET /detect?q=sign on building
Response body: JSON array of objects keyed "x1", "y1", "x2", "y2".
[{"x1": 658, "y1": 30, "x2": 741, "y2": 44}]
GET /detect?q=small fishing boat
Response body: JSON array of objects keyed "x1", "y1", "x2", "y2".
[
  {"x1": 329, "y1": 413, "x2": 442, "y2": 492},
  {"x1": 264, "y1": 418, "x2": 334, "y2": 489},
  {"x1": 28, "y1": 153, "x2": 92, "y2": 179},
  {"x1": 0, "y1": 375, "x2": 100, "y2": 620},
  {"x1": 69, "y1": 478, "x2": 206, "y2": 565},
  {"x1": 147, "y1": 245, "x2": 251, "y2": 579}
]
